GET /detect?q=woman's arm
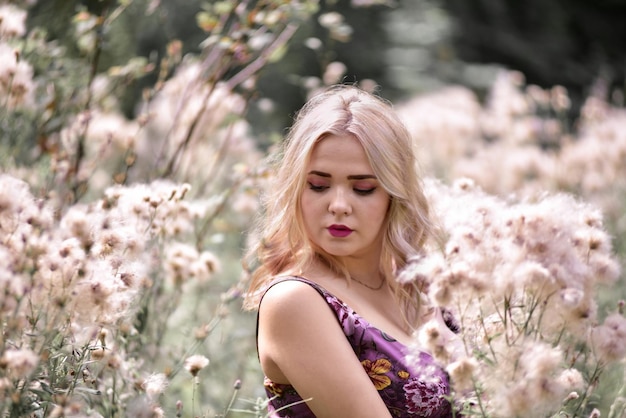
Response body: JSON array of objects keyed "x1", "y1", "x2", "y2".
[{"x1": 258, "y1": 280, "x2": 393, "y2": 418}]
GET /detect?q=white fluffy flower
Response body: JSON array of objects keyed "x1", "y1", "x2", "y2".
[
  {"x1": 1, "y1": 348, "x2": 39, "y2": 378},
  {"x1": 184, "y1": 354, "x2": 209, "y2": 377},
  {"x1": 0, "y1": 4, "x2": 27, "y2": 38}
]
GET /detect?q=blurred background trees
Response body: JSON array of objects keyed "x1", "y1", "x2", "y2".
[
  {"x1": 24, "y1": 0, "x2": 626, "y2": 132},
  {"x1": 440, "y1": 0, "x2": 626, "y2": 118}
]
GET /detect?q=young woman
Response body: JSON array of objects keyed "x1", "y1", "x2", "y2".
[{"x1": 243, "y1": 85, "x2": 457, "y2": 417}]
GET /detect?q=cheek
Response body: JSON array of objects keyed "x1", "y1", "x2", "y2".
[
  {"x1": 370, "y1": 196, "x2": 391, "y2": 219},
  {"x1": 301, "y1": 189, "x2": 325, "y2": 208},
  {"x1": 367, "y1": 200, "x2": 391, "y2": 234},
  {"x1": 300, "y1": 194, "x2": 316, "y2": 226}
]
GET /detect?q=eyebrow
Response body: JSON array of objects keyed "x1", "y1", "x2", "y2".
[{"x1": 307, "y1": 170, "x2": 377, "y2": 180}]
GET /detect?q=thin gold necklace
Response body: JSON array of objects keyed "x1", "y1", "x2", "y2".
[{"x1": 351, "y1": 275, "x2": 386, "y2": 291}]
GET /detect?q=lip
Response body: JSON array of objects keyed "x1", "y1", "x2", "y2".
[{"x1": 328, "y1": 224, "x2": 353, "y2": 238}]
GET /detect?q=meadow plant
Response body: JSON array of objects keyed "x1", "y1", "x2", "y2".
[
  {"x1": 245, "y1": 60, "x2": 626, "y2": 414},
  {"x1": 396, "y1": 70, "x2": 626, "y2": 249},
  {"x1": 397, "y1": 75, "x2": 626, "y2": 416},
  {"x1": 0, "y1": 175, "x2": 215, "y2": 416},
  {"x1": 400, "y1": 178, "x2": 624, "y2": 417},
  {"x1": 398, "y1": 75, "x2": 626, "y2": 417}
]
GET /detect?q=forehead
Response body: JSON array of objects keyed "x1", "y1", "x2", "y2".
[{"x1": 308, "y1": 134, "x2": 373, "y2": 173}]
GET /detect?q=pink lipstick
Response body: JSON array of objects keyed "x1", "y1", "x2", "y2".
[{"x1": 328, "y1": 224, "x2": 353, "y2": 237}]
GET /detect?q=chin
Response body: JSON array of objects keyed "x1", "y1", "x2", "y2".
[{"x1": 320, "y1": 247, "x2": 355, "y2": 258}]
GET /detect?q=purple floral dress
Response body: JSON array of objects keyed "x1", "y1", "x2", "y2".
[{"x1": 258, "y1": 277, "x2": 454, "y2": 418}]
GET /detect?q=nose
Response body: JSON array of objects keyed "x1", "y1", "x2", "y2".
[{"x1": 328, "y1": 187, "x2": 351, "y2": 215}]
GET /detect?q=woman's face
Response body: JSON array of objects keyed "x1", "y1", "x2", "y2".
[{"x1": 301, "y1": 134, "x2": 390, "y2": 262}]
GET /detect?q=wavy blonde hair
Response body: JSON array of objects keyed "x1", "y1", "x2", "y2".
[{"x1": 242, "y1": 85, "x2": 433, "y2": 327}]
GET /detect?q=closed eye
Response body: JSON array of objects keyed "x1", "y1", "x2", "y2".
[
  {"x1": 308, "y1": 182, "x2": 328, "y2": 192},
  {"x1": 354, "y1": 187, "x2": 376, "y2": 196}
]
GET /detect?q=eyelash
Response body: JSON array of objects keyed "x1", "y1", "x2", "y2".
[
  {"x1": 307, "y1": 183, "x2": 376, "y2": 196},
  {"x1": 308, "y1": 183, "x2": 327, "y2": 192},
  {"x1": 355, "y1": 188, "x2": 376, "y2": 196}
]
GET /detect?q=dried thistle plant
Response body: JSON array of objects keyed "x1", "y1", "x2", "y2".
[{"x1": 402, "y1": 178, "x2": 623, "y2": 417}]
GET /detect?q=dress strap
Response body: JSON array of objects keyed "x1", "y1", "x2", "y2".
[{"x1": 262, "y1": 276, "x2": 327, "y2": 300}]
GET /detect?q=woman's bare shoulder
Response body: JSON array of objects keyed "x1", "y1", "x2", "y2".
[
  {"x1": 259, "y1": 278, "x2": 329, "y2": 320},
  {"x1": 257, "y1": 278, "x2": 340, "y2": 381}
]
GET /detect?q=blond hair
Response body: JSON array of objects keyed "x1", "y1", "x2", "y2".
[{"x1": 242, "y1": 85, "x2": 432, "y2": 327}]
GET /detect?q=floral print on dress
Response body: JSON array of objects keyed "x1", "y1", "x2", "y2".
[
  {"x1": 264, "y1": 376, "x2": 284, "y2": 397},
  {"x1": 362, "y1": 358, "x2": 393, "y2": 390},
  {"x1": 259, "y1": 277, "x2": 454, "y2": 418}
]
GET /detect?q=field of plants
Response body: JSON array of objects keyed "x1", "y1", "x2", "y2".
[{"x1": 1, "y1": 1, "x2": 625, "y2": 417}]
